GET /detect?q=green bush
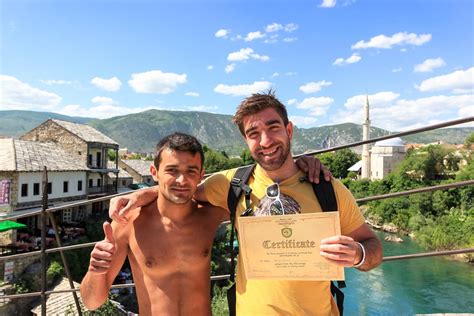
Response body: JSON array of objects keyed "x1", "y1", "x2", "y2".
[{"x1": 47, "y1": 260, "x2": 64, "y2": 283}]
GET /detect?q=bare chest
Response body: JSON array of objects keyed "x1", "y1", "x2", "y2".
[{"x1": 128, "y1": 219, "x2": 215, "y2": 274}]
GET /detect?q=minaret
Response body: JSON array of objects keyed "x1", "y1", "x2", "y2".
[{"x1": 361, "y1": 94, "x2": 371, "y2": 179}]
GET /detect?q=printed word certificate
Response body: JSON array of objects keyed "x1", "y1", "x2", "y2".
[{"x1": 237, "y1": 212, "x2": 344, "y2": 280}]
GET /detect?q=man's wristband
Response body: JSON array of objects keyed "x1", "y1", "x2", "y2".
[{"x1": 353, "y1": 242, "x2": 366, "y2": 268}]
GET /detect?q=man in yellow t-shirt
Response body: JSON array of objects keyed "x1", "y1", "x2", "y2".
[
  {"x1": 109, "y1": 91, "x2": 383, "y2": 315},
  {"x1": 202, "y1": 91, "x2": 382, "y2": 315}
]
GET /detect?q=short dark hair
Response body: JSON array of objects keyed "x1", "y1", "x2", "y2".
[
  {"x1": 154, "y1": 132, "x2": 205, "y2": 168},
  {"x1": 232, "y1": 89, "x2": 289, "y2": 136}
]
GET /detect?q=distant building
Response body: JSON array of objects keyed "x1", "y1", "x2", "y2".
[
  {"x1": 0, "y1": 138, "x2": 89, "y2": 243},
  {"x1": 21, "y1": 119, "x2": 120, "y2": 199},
  {"x1": 0, "y1": 119, "x2": 122, "y2": 244},
  {"x1": 370, "y1": 137, "x2": 406, "y2": 180},
  {"x1": 118, "y1": 159, "x2": 155, "y2": 185},
  {"x1": 106, "y1": 161, "x2": 134, "y2": 193}
]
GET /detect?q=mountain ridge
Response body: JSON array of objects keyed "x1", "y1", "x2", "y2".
[{"x1": 1, "y1": 110, "x2": 471, "y2": 156}]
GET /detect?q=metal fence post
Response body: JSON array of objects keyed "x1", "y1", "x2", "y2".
[{"x1": 41, "y1": 167, "x2": 48, "y2": 316}]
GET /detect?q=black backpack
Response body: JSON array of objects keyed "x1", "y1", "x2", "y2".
[{"x1": 226, "y1": 164, "x2": 346, "y2": 316}]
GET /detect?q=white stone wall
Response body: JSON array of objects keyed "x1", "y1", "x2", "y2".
[
  {"x1": 17, "y1": 171, "x2": 86, "y2": 203},
  {"x1": 370, "y1": 146, "x2": 406, "y2": 180}
]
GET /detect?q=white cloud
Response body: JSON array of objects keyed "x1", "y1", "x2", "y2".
[
  {"x1": 283, "y1": 37, "x2": 297, "y2": 43},
  {"x1": 91, "y1": 96, "x2": 117, "y2": 106},
  {"x1": 400, "y1": 48, "x2": 407, "y2": 53},
  {"x1": 265, "y1": 23, "x2": 283, "y2": 33},
  {"x1": 287, "y1": 98, "x2": 297, "y2": 105},
  {"x1": 333, "y1": 53, "x2": 361, "y2": 66},
  {"x1": 59, "y1": 104, "x2": 158, "y2": 119},
  {"x1": 352, "y1": 32, "x2": 432, "y2": 50},
  {"x1": 331, "y1": 92, "x2": 473, "y2": 131},
  {"x1": 414, "y1": 57, "x2": 446, "y2": 73},
  {"x1": 91, "y1": 76, "x2": 122, "y2": 92},
  {"x1": 215, "y1": 29, "x2": 230, "y2": 38},
  {"x1": 227, "y1": 48, "x2": 270, "y2": 62},
  {"x1": 284, "y1": 23, "x2": 298, "y2": 32},
  {"x1": 344, "y1": 91, "x2": 400, "y2": 110},
  {"x1": 319, "y1": 0, "x2": 337, "y2": 8},
  {"x1": 271, "y1": 72, "x2": 279, "y2": 78},
  {"x1": 416, "y1": 67, "x2": 474, "y2": 92},
  {"x1": 128, "y1": 70, "x2": 187, "y2": 94},
  {"x1": 295, "y1": 97, "x2": 334, "y2": 116},
  {"x1": 207, "y1": 65, "x2": 214, "y2": 70},
  {"x1": 225, "y1": 63, "x2": 236, "y2": 73},
  {"x1": 214, "y1": 81, "x2": 272, "y2": 97},
  {"x1": 40, "y1": 79, "x2": 73, "y2": 86},
  {"x1": 245, "y1": 31, "x2": 266, "y2": 42},
  {"x1": 185, "y1": 92, "x2": 200, "y2": 97},
  {"x1": 290, "y1": 116, "x2": 318, "y2": 127},
  {"x1": 299, "y1": 80, "x2": 332, "y2": 94},
  {"x1": 0, "y1": 75, "x2": 62, "y2": 110},
  {"x1": 185, "y1": 105, "x2": 218, "y2": 112},
  {"x1": 392, "y1": 67, "x2": 403, "y2": 73}
]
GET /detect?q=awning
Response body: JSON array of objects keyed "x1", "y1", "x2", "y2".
[{"x1": 0, "y1": 220, "x2": 27, "y2": 232}]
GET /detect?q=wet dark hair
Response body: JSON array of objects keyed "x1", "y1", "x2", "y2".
[
  {"x1": 154, "y1": 132, "x2": 204, "y2": 168},
  {"x1": 232, "y1": 89, "x2": 289, "y2": 136}
]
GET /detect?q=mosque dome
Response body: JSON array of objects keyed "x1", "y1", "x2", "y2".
[{"x1": 374, "y1": 137, "x2": 404, "y2": 147}]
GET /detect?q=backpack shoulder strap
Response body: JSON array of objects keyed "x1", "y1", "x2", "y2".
[
  {"x1": 227, "y1": 164, "x2": 255, "y2": 217},
  {"x1": 311, "y1": 173, "x2": 337, "y2": 212},
  {"x1": 226, "y1": 164, "x2": 255, "y2": 285}
]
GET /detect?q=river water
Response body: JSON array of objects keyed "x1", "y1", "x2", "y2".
[{"x1": 343, "y1": 231, "x2": 473, "y2": 315}]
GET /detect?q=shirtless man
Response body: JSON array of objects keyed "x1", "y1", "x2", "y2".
[{"x1": 80, "y1": 133, "x2": 227, "y2": 316}]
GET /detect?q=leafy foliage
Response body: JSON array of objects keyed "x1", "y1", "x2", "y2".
[{"x1": 316, "y1": 148, "x2": 360, "y2": 179}]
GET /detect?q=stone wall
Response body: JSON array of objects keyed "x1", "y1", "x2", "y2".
[
  {"x1": 21, "y1": 120, "x2": 88, "y2": 165},
  {"x1": 0, "y1": 171, "x2": 18, "y2": 213}
]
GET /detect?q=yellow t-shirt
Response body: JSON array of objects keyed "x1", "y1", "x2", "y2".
[{"x1": 204, "y1": 164, "x2": 365, "y2": 316}]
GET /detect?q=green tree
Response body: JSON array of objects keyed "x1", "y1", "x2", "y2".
[
  {"x1": 316, "y1": 149, "x2": 359, "y2": 179},
  {"x1": 240, "y1": 148, "x2": 255, "y2": 165}
]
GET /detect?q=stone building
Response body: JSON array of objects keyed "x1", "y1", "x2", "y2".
[
  {"x1": 106, "y1": 161, "x2": 134, "y2": 193},
  {"x1": 370, "y1": 137, "x2": 406, "y2": 180},
  {"x1": 118, "y1": 159, "x2": 155, "y2": 185},
  {"x1": 0, "y1": 138, "x2": 89, "y2": 243},
  {"x1": 21, "y1": 119, "x2": 119, "y2": 201}
]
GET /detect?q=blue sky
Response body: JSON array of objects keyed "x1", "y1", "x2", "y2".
[{"x1": 1, "y1": 0, "x2": 473, "y2": 131}]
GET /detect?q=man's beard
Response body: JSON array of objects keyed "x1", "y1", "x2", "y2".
[{"x1": 253, "y1": 140, "x2": 291, "y2": 171}]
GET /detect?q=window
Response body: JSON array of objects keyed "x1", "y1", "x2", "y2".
[
  {"x1": 88, "y1": 154, "x2": 93, "y2": 165},
  {"x1": 21, "y1": 184, "x2": 28, "y2": 197},
  {"x1": 122, "y1": 180, "x2": 127, "y2": 186},
  {"x1": 97, "y1": 178, "x2": 101, "y2": 187},
  {"x1": 63, "y1": 209, "x2": 72, "y2": 223},
  {"x1": 78, "y1": 180, "x2": 83, "y2": 191},
  {"x1": 96, "y1": 152, "x2": 102, "y2": 167},
  {"x1": 75, "y1": 208, "x2": 85, "y2": 221},
  {"x1": 33, "y1": 183, "x2": 40, "y2": 196},
  {"x1": 47, "y1": 182, "x2": 52, "y2": 194},
  {"x1": 89, "y1": 179, "x2": 93, "y2": 188},
  {"x1": 63, "y1": 181, "x2": 69, "y2": 193}
]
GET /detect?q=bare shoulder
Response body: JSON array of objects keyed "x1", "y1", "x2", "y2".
[{"x1": 195, "y1": 201, "x2": 229, "y2": 223}]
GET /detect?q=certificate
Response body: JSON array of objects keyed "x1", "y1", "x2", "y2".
[{"x1": 237, "y1": 212, "x2": 344, "y2": 280}]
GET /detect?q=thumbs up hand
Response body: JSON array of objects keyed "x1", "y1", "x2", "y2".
[{"x1": 88, "y1": 222, "x2": 117, "y2": 274}]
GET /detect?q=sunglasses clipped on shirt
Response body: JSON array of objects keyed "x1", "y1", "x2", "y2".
[{"x1": 266, "y1": 183, "x2": 286, "y2": 215}]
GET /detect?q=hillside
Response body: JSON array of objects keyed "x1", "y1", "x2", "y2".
[{"x1": 0, "y1": 110, "x2": 472, "y2": 156}]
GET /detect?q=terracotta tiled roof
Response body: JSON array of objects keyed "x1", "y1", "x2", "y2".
[
  {"x1": 121, "y1": 159, "x2": 152, "y2": 176},
  {"x1": 0, "y1": 138, "x2": 88, "y2": 172},
  {"x1": 52, "y1": 119, "x2": 118, "y2": 145}
]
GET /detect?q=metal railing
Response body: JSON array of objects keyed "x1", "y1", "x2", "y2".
[{"x1": 0, "y1": 116, "x2": 472, "y2": 315}]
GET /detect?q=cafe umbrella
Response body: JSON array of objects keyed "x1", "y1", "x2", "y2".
[{"x1": 0, "y1": 220, "x2": 27, "y2": 232}]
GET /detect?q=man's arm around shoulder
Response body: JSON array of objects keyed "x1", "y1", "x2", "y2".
[{"x1": 80, "y1": 221, "x2": 129, "y2": 310}]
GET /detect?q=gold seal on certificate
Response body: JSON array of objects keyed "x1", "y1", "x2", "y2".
[{"x1": 237, "y1": 212, "x2": 344, "y2": 281}]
